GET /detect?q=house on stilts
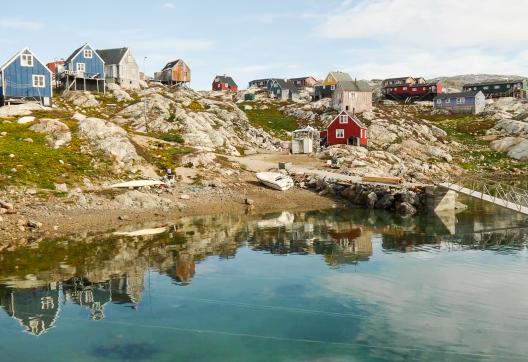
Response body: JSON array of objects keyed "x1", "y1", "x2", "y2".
[{"x1": 60, "y1": 43, "x2": 105, "y2": 93}]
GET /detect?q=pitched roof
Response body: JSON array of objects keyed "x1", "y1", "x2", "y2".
[
  {"x1": 249, "y1": 78, "x2": 272, "y2": 84},
  {"x1": 289, "y1": 76, "x2": 317, "y2": 82},
  {"x1": 214, "y1": 75, "x2": 237, "y2": 87},
  {"x1": 0, "y1": 48, "x2": 52, "y2": 75},
  {"x1": 329, "y1": 71, "x2": 353, "y2": 82},
  {"x1": 463, "y1": 79, "x2": 525, "y2": 87},
  {"x1": 328, "y1": 110, "x2": 367, "y2": 129},
  {"x1": 96, "y1": 47, "x2": 128, "y2": 65},
  {"x1": 336, "y1": 80, "x2": 371, "y2": 92},
  {"x1": 383, "y1": 76, "x2": 414, "y2": 82},
  {"x1": 271, "y1": 78, "x2": 299, "y2": 93},
  {"x1": 65, "y1": 44, "x2": 86, "y2": 63},
  {"x1": 65, "y1": 43, "x2": 104, "y2": 65},
  {"x1": 161, "y1": 59, "x2": 187, "y2": 72},
  {"x1": 434, "y1": 90, "x2": 481, "y2": 99}
]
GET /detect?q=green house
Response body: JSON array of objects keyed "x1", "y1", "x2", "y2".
[{"x1": 462, "y1": 79, "x2": 527, "y2": 98}]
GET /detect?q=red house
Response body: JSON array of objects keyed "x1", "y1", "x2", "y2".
[
  {"x1": 212, "y1": 75, "x2": 238, "y2": 92},
  {"x1": 321, "y1": 110, "x2": 368, "y2": 147}
]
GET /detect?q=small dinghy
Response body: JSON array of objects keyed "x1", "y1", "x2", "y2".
[{"x1": 256, "y1": 172, "x2": 294, "y2": 191}]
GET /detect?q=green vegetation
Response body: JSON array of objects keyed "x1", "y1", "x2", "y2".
[
  {"x1": 185, "y1": 100, "x2": 206, "y2": 112},
  {"x1": 143, "y1": 132, "x2": 185, "y2": 144},
  {"x1": 416, "y1": 111, "x2": 527, "y2": 173},
  {"x1": 238, "y1": 102, "x2": 299, "y2": 139},
  {"x1": 0, "y1": 120, "x2": 105, "y2": 189},
  {"x1": 132, "y1": 137, "x2": 192, "y2": 172}
]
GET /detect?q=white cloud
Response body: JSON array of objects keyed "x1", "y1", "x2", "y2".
[
  {"x1": 0, "y1": 18, "x2": 43, "y2": 31},
  {"x1": 316, "y1": 0, "x2": 528, "y2": 49},
  {"x1": 162, "y1": 2, "x2": 175, "y2": 9}
]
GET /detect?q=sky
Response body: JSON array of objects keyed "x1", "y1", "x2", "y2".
[{"x1": 2, "y1": 0, "x2": 528, "y2": 90}]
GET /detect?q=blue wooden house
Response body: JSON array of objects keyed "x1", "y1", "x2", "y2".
[
  {"x1": 61, "y1": 43, "x2": 105, "y2": 93},
  {"x1": 433, "y1": 91, "x2": 485, "y2": 114},
  {"x1": 0, "y1": 48, "x2": 52, "y2": 106},
  {"x1": 266, "y1": 78, "x2": 299, "y2": 101}
]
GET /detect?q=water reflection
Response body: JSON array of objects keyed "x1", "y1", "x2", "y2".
[{"x1": 0, "y1": 204, "x2": 526, "y2": 340}]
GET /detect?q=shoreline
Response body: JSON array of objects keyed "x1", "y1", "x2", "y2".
[{"x1": 0, "y1": 178, "x2": 341, "y2": 248}]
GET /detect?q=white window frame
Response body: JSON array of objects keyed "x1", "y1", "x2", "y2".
[
  {"x1": 336, "y1": 129, "x2": 345, "y2": 138},
  {"x1": 483, "y1": 86, "x2": 489, "y2": 90},
  {"x1": 456, "y1": 97, "x2": 465, "y2": 104},
  {"x1": 436, "y1": 99, "x2": 441, "y2": 105},
  {"x1": 21, "y1": 54, "x2": 34, "y2": 67},
  {"x1": 330, "y1": 85, "x2": 335, "y2": 90},
  {"x1": 412, "y1": 87, "x2": 417, "y2": 91},
  {"x1": 76, "y1": 63, "x2": 86, "y2": 72},
  {"x1": 84, "y1": 49, "x2": 93, "y2": 58},
  {"x1": 32, "y1": 74, "x2": 45, "y2": 88},
  {"x1": 445, "y1": 98, "x2": 451, "y2": 104},
  {"x1": 494, "y1": 85, "x2": 500, "y2": 90},
  {"x1": 403, "y1": 86, "x2": 408, "y2": 91},
  {"x1": 339, "y1": 115, "x2": 348, "y2": 124}
]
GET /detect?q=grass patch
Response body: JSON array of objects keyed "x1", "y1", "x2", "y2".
[
  {"x1": 185, "y1": 100, "x2": 206, "y2": 112},
  {"x1": 0, "y1": 121, "x2": 105, "y2": 189},
  {"x1": 238, "y1": 102, "x2": 299, "y2": 139}
]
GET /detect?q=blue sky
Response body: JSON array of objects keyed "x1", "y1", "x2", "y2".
[{"x1": 2, "y1": 0, "x2": 528, "y2": 89}]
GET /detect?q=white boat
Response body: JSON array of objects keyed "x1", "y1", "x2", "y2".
[
  {"x1": 110, "y1": 180, "x2": 167, "y2": 189},
  {"x1": 256, "y1": 172, "x2": 294, "y2": 191}
]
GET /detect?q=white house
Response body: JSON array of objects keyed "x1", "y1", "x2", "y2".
[{"x1": 96, "y1": 47, "x2": 140, "y2": 90}]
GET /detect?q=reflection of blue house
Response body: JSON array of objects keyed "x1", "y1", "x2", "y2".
[
  {"x1": 0, "y1": 48, "x2": 52, "y2": 106},
  {"x1": 61, "y1": 43, "x2": 105, "y2": 93}
]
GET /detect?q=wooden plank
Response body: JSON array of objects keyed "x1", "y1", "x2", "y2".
[{"x1": 362, "y1": 175, "x2": 403, "y2": 185}]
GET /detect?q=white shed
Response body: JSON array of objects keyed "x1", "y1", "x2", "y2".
[{"x1": 291, "y1": 126, "x2": 319, "y2": 154}]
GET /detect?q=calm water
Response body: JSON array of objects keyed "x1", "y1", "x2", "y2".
[{"x1": 0, "y1": 200, "x2": 527, "y2": 361}]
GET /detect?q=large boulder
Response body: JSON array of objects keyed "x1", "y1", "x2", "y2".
[
  {"x1": 78, "y1": 117, "x2": 141, "y2": 165},
  {"x1": 30, "y1": 119, "x2": 72, "y2": 149},
  {"x1": 63, "y1": 91, "x2": 99, "y2": 108},
  {"x1": 507, "y1": 139, "x2": 528, "y2": 161},
  {"x1": 0, "y1": 103, "x2": 44, "y2": 117},
  {"x1": 490, "y1": 137, "x2": 525, "y2": 152},
  {"x1": 107, "y1": 83, "x2": 133, "y2": 102}
]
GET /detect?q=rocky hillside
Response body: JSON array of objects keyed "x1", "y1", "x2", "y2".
[{"x1": 0, "y1": 85, "x2": 282, "y2": 191}]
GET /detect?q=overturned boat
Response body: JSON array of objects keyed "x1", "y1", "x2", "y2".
[{"x1": 256, "y1": 172, "x2": 294, "y2": 191}]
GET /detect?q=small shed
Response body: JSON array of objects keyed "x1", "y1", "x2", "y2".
[
  {"x1": 0, "y1": 48, "x2": 53, "y2": 106},
  {"x1": 323, "y1": 110, "x2": 368, "y2": 147},
  {"x1": 434, "y1": 91, "x2": 485, "y2": 114},
  {"x1": 157, "y1": 59, "x2": 190, "y2": 86},
  {"x1": 291, "y1": 126, "x2": 320, "y2": 154}
]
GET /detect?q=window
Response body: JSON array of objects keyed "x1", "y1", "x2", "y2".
[
  {"x1": 507, "y1": 84, "x2": 511, "y2": 89},
  {"x1": 330, "y1": 85, "x2": 335, "y2": 90},
  {"x1": 483, "y1": 86, "x2": 489, "y2": 90},
  {"x1": 412, "y1": 87, "x2": 417, "y2": 91},
  {"x1": 445, "y1": 98, "x2": 451, "y2": 104},
  {"x1": 339, "y1": 115, "x2": 348, "y2": 124},
  {"x1": 456, "y1": 97, "x2": 465, "y2": 104},
  {"x1": 32, "y1": 75, "x2": 45, "y2": 88},
  {"x1": 76, "y1": 63, "x2": 85, "y2": 72},
  {"x1": 84, "y1": 49, "x2": 93, "y2": 58},
  {"x1": 436, "y1": 99, "x2": 441, "y2": 105},
  {"x1": 403, "y1": 87, "x2": 408, "y2": 91},
  {"x1": 21, "y1": 54, "x2": 34, "y2": 67},
  {"x1": 494, "y1": 85, "x2": 500, "y2": 90},
  {"x1": 336, "y1": 129, "x2": 345, "y2": 138}
]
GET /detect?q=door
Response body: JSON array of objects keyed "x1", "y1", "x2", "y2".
[
  {"x1": 348, "y1": 137, "x2": 359, "y2": 146},
  {"x1": 303, "y1": 139, "x2": 313, "y2": 153}
]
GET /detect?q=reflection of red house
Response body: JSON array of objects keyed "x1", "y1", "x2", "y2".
[
  {"x1": 321, "y1": 110, "x2": 368, "y2": 147},
  {"x1": 212, "y1": 75, "x2": 238, "y2": 92}
]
